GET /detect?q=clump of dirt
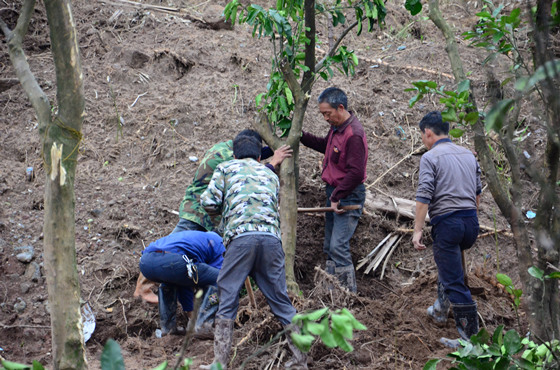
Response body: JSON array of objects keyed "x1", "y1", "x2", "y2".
[{"x1": 0, "y1": 0, "x2": 530, "y2": 369}]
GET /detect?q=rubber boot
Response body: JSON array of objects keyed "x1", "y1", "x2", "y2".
[
  {"x1": 133, "y1": 273, "x2": 158, "y2": 304},
  {"x1": 200, "y1": 318, "x2": 234, "y2": 370},
  {"x1": 194, "y1": 285, "x2": 219, "y2": 340},
  {"x1": 283, "y1": 324, "x2": 308, "y2": 369},
  {"x1": 335, "y1": 264, "x2": 357, "y2": 293},
  {"x1": 427, "y1": 280, "x2": 450, "y2": 325},
  {"x1": 158, "y1": 284, "x2": 185, "y2": 336},
  {"x1": 325, "y1": 260, "x2": 335, "y2": 275},
  {"x1": 440, "y1": 302, "x2": 479, "y2": 348}
]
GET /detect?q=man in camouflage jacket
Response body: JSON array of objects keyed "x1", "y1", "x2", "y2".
[{"x1": 200, "y1": 132, "x2": 307, "y2": 369}]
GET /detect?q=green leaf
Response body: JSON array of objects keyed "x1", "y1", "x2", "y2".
[
  {"x1": 449, "y1": 128, "x2": 465, "y2": 138},
  {"x1": 546, "y1": 272, "x2": 560, "y2": 279},
  {"x1": 291, "y1": 332, "x2": 315, "y2": 352},
  {"x1": 151, "y1": 362, "x2": 168, "y2": 370},
  {"x1": 422, "y1": 359, "x2": 441, "y2": 370},
  {"x1": 333, "y1": 331, "x2": 354, "y2": 352},
  {"x1": 331, "y1": 313, "x2": 353, "y2": 339},
  {"x1": 457, "y1": 79, "x2": 470, "y2": 93},
  {"x1": 301, "y1": 307, "x2": 328, "y2": 322},
  {"x1": 339, "y1": 308, "x2": 367, "y2": 330},
  {"x1": 101, "y1": 339, "x2": 126, "y2": 370},
  {"x1": 485, "y1": 99, "x2": 515, "y2": 132},
  {"x1": 515, "y1": 60, "x2": 560, "y2": 92},
  {"x1": 441, "y1": 108, "x2": 457, "y2": 122},
  {"x1": 318, "y1": 317, "x2": 337, "y2": 347},
  {"x1": 405, "y1": 0, "x2": 422, "y2": 16},
  {"x1": 31, "y1": 362, "x2": 45, "y2": 370},
  {"x1": 284, "y1": 87, "x2": 293, "y2": 105},
  {"x1": 503, "y1": 329, "x2": 522, "y2": 355},
  {"x1": 496, "y1": 273, "x2": 513, "y2": 287},
  {"x1": 465, "y1": 111, "x2": 479, "y2": 124},
  {"x1": 1, "y1": 359, "x2": 33, "y2": 370},
  {"x1": 305, "y1": 321, "x2": 326, "y2": 336},
  {"x1": 528, "y1": 266, "x2": 545, "y2": 280}
]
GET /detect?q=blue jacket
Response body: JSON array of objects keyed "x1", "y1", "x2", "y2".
[{"x1": 143, "y1": 230, "x2": 225, "y2": 269}]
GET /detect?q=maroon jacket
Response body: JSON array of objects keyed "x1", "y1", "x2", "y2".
[{"x1": 301, "y1": 112, "x2": 368, "y2": 202}]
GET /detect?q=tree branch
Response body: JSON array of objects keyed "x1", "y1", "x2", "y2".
[
  {"x1": 2, "y1": 0, "x2": 51, "y2": 130},
  {"x1": 315, "y1": 17, "x2": 364, "y2": 73}
]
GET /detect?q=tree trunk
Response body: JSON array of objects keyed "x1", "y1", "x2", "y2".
[
  {"x1": 2, "y1": 0, "x2": 87, "y2": 367},
  {"x1": 43, "y1": 0, "x2": 87, "y2": 367}
]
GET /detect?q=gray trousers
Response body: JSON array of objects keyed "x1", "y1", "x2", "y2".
[{"x1": 216, "y1": 234, "x2": 296, "y2": 325}]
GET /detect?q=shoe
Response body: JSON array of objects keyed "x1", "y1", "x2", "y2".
[
  {"x1": 335, "y1": 264, "x2": 357, "y2": 293},
  {"x1": 200, "y1": 318, "x2": 234, "y2": 370}
]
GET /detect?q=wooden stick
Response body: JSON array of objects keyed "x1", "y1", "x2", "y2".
[
  {"x1": 380, "y1": 235, "x2": 402, "y2": 280},
  {"x1": 245, "y1": 277, "x2": 256, "y2": 309},
  {"x1": 366, "y1": 145, "x2": 425, "y2": 190},
  {"x1": 297, "y1": 205, "x2": 361, "y2": 213}
]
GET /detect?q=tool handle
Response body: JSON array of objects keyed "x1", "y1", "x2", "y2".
[{"x1": 297, "y1": 205, "x2": 361, "y2": 213}]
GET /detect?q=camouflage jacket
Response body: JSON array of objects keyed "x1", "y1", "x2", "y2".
[
  {"x1": 200, "y1": 158, "x2": 281, "y2": 246},
  {"x1": 178, "y1": 140, "x2": 233, "y2": 232}
]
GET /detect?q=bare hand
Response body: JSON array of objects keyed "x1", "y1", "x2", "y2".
[
  {"x1": 269, "y1": 145, "x2": 293, "y2": 168},
  {"x1": 331, "y1": 201, "x2": 346, "y2": 215},
  {"x1": 412, "y1": 230, "x2": 426, "y2": 251}
]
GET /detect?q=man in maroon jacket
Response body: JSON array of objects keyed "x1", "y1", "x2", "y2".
[{"x1": 300, "y1": 87, "x2": 368, "y2": 292}]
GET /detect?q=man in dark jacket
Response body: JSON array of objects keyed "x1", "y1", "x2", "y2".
[{"x1": 300, "y1": 87, "x2": 368, "y2": 292}]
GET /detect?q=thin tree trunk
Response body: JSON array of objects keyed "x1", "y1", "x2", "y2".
[
  {"x1": 2, "y1": 0, "x2": 87, "y2": 367},
  {"x1": 43, "y1": 0, "x2": 86, "y2": 367}
]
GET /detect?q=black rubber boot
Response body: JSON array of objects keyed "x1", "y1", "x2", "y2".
[
  {"x1": 335, "y1": 264, "x2": 357, "y2": 293},
  {"x1": 158, "y1": 284, "x2": 185, "y2": 336},
  {"x1": 427, "y1": 280, "x2": 450, "y2": 325},
  {"x1": 440, "y1": 302, "x2": 479, "y2": 348}
]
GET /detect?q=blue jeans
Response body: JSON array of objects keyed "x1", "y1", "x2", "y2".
[
  {"x1": 139, "y1": 251, "x2": 219, "y2": 311},
  {"x1": 431, "y1": 215, "x2": 479, "y2": 304},
  {"x1": 216, "y1": 234, "x2": 296, "y2": 325},
  {"x1": 324, "y1": 184, "x2": 365, "y2": 267}
]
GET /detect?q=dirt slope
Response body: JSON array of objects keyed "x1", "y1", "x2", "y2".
[{"x1": 0, "y1": 0, "x2": 531, "y2": 368}]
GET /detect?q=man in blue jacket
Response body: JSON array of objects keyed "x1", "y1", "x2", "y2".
[{"x1": 139, "y1": 230, "x2": 225, "y2": 336}]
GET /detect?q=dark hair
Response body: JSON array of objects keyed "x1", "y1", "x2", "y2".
[
  {"x1": 236, "y1": 129, "x2": 262, "y2": 145},
  {"x1": 318, "y1": 87, "x2": 348, "y2": 110},
  {"x1": 233, "y1": 135, "x2": 261, "y2": 160},
  {"x1": 419, "y1": 111, "x2": 449, "y2": 136}
]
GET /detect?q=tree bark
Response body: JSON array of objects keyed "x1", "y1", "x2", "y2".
[{"x1": 2, "y1": 0, "x2": 87, "y2": 368}]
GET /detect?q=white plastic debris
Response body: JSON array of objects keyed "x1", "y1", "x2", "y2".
[
  {"x1": 189, "y1": 156, "x2": 198, "y2": 162},
  {"x1": 82, "y1": 303, "x2": 96, "y2": 343}
]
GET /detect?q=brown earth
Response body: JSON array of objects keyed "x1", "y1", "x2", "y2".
[{"x1": 0, "y1": 0, "x2": 538, "y2": 368}]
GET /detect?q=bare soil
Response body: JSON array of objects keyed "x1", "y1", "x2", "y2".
[{"x1": 1, "y1": 0, "x2": 536, "y2": 368}]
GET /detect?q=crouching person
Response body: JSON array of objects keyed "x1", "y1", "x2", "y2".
[
  {"x1": 199, "y1": 132, "x2": 307, "y2": 369},
  {"x1": 139, "y1": 230, "x2": 225, "y2": 337}
]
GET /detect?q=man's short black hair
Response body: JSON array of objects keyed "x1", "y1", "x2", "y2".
[
  {"x1": 318, "y1": 87, "x2": 348, "y2": 110},
  {"x1": 419, "y1": 111, "x2": 449, "y2": 136},
  {"x1": 233, "y1": 135, "x2": 261, "y2": 160},
  {"x1": 237, "y1": 129, "x2": 262, "y2": 145}
]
